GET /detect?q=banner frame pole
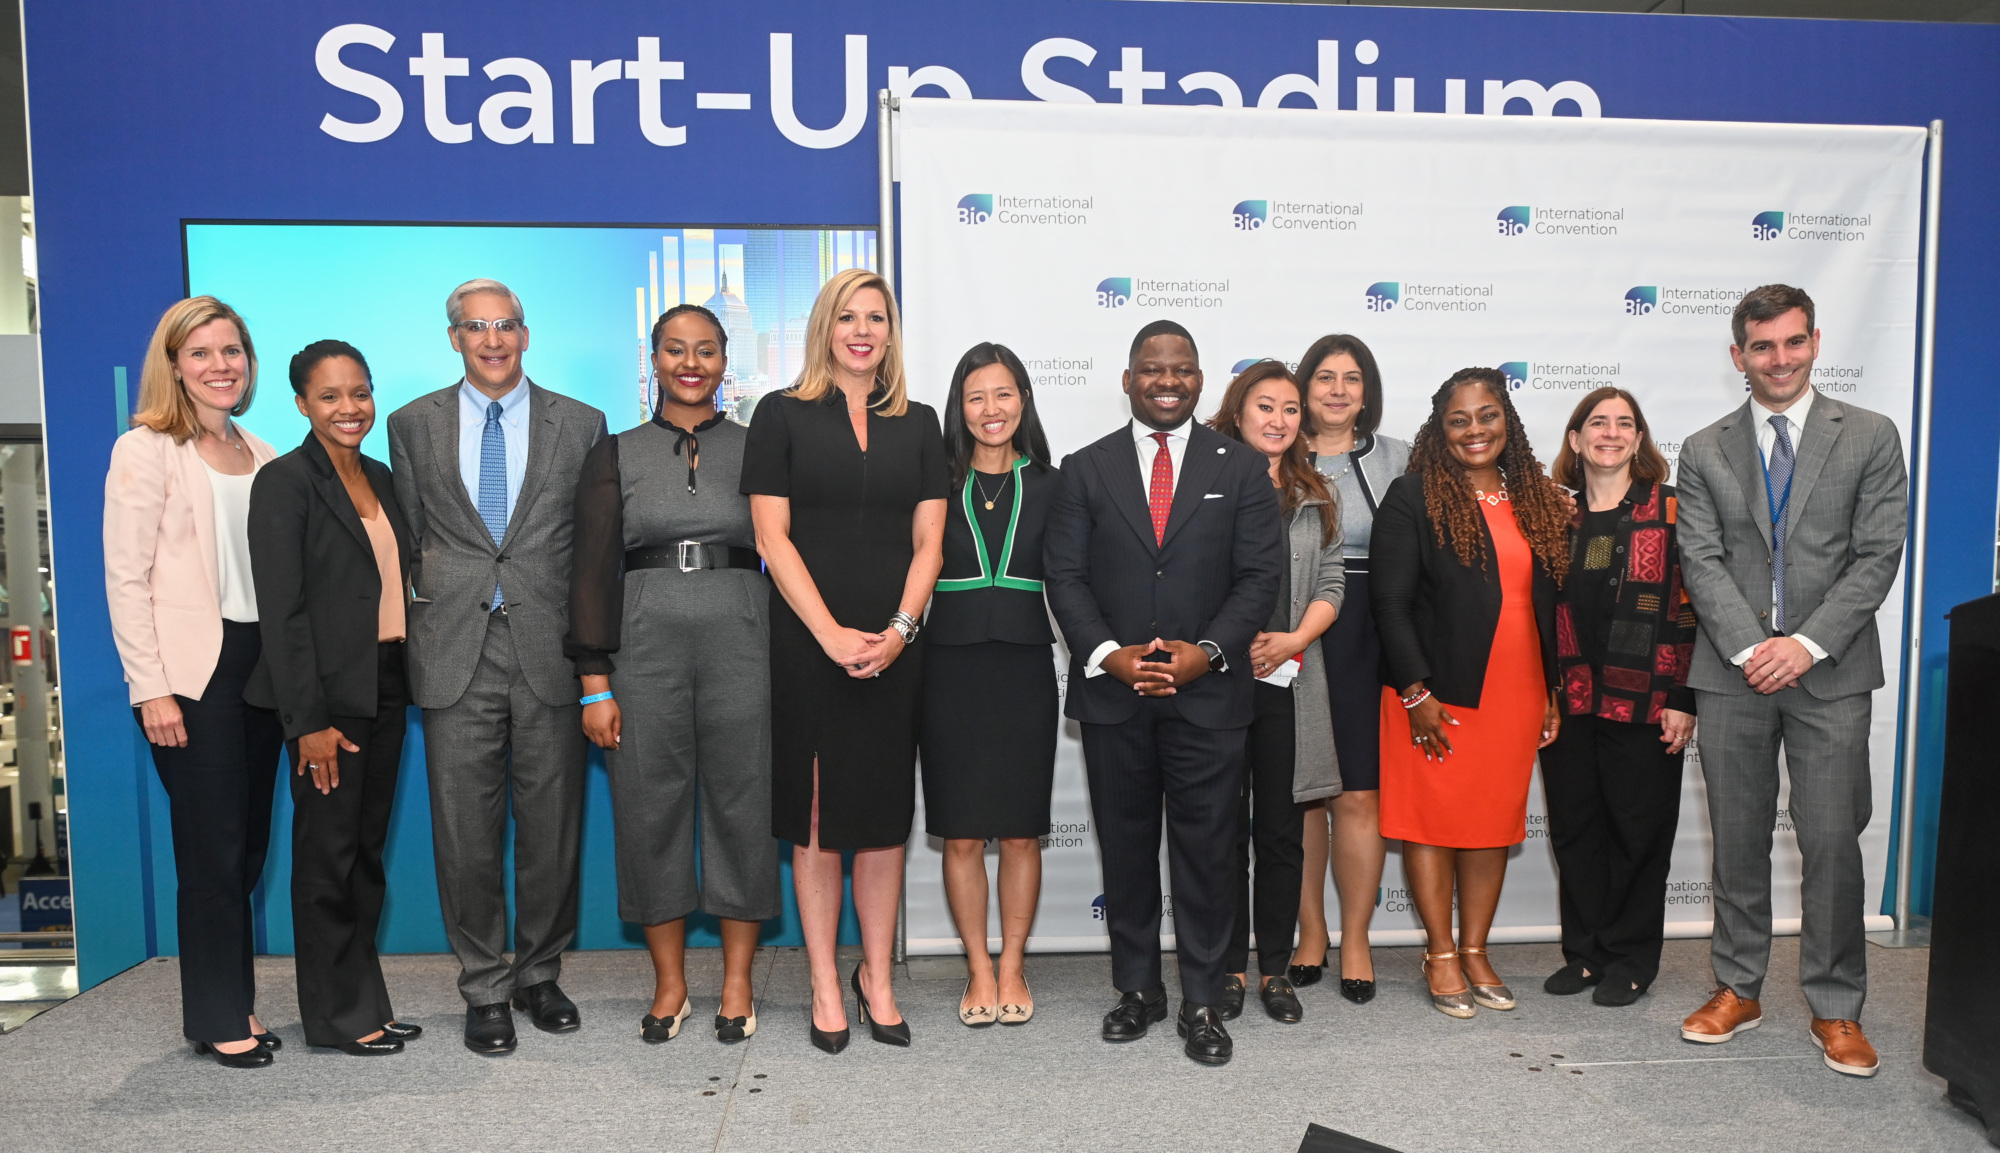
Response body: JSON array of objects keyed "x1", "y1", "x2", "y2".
[
  {"x1": 1883, "y1": 118, "x2": 1943, "y2": 946},
  {"x1": 881, "y1": 87, "x2": 908, "y2": 966}
]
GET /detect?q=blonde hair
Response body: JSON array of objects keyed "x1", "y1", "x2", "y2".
[
  {"x1": 132, "y1": 297, "x2": 258, "y2": 443},
  {"x1": 787, "y1": 268, "x2": 908, "y2": 418}
]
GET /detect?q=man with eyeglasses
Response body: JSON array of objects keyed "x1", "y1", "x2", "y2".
[
  {"x1": 387, "y1": 278, "x2": 607, "y2": 1055},
  {"x1": 1043, "y1": 319, "x2": 1283, "y2": 1066}
]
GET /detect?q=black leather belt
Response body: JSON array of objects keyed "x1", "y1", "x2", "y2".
[{"x1": 626, "y1": 542, "x2": 761, "y2": 574}]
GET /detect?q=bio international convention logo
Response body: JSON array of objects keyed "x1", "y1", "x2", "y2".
[
  {"x1": 1500, "y1": 362, "x2": 1529, "y2": 391},
  {"x1": 956, "y1": 194, "x2": 993, "y2": 225},
  {"x1": 1231, "y1": 200, "x2": 1268, "y2": 230},
  {"x1": 1095, "y1": 277, "x2": 1132, "y2": 308},
  {"x1": 1752, "y1": 211, "x2": 1786, "y2": 241},
  {"x1": 1364, "y1": 282, "x2": 1399, "y2": 312},
  {"x1": 1496, "y1": 206, "x2": 1531, "y2": 237},
  {"x1": 1624, "y1": 286, "x2": 1658, "y2": 316}
]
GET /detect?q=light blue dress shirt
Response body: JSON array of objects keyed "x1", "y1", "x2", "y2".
[{"x1": 457, "y1": 377, "x2": 530, "y2": 538}]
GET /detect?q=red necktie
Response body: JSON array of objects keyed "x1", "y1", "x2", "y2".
[{"x1": 1148, "y1": 431, "x2": 1173, "y2": 547}]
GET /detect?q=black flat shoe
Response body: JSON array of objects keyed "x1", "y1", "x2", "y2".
[
  {"x1": 1219, "y1": 975, "x2": 1245, "y2": 1021},
  {"x1": 464, "y1": 1002, "x2": 517, "y2": 1055},
  {"x1": 808, "y1": 997, "x2": 849, "y2": 1054},
  {"x1": 851, "y1": 963, "x2": 910, "y2": 1046},
  {"x1": 512, "y1": 980, "x2": 580, "y2": 1033},
  {"x1": 254, "y1": 1032, "x2": 282, "y2": 1051},
  {"x1": 641, "y1": 996, "x2": 692, "y2": 1043},
  {"x1": 1176, "y1": 1002, "x2": 1233, "y2": 1066},
  {"x1": 194, "y1": 1040, "x2": 272, "y2": 1069},
  {"x1": 334, "y1": 1036, "x2": 404, "y2": 1056},
  {"x1": 1544, "y1": 961, "x2": 1602, "y2": 997},
  {"x1": 380, "y1": 1020, "x2": 423, "y2": 1041},
  {"x1": 1101, "y1": 987, "x2": 1168, "y2": 1041},
  {"x1": 1261, "y1": 976, "x2": 1304, "y2": 1023},
  {"x1": 1592, "y1": 977, "x2": 1645, "y2": 1007},
  {"x1": 1288, "y1": 940, "x2": 1332, "y2": 987},
  {"x1": 1339, "y1": 978, "x2": 1377, "y2": 1004}
]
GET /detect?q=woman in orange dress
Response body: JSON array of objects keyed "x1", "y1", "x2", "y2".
[{"x1": 1371, "y1": 368, "x2": 1569, "y2": 1019}]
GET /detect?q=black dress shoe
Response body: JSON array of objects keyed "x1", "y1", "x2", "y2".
[
  {"x1": 1176, "y1": 1002, "x2": 1233, "y2": 1066},
  {"x1": 1219, "y1": 975, "x2": 1245, "y2": 1021},
  {"x1": 1544, "y1": 961, "x2": 1602, "y2": 996},
  {"x1": 1261, "y1": 976, "x2": 1304, "y2": 1023},
  {"x1": 1288, "y1": 940, "x2": 1332, "y2": 987},
  {"x1": 1592, "y1": 976, "x2": 1646, "y2": 1007},
  {"x1": 254, "y1": 1031, "x2": 282, "y2": 1051},
  {"x1": 1339, "y1": 979, "x2": 1377, "y2": 1004},
  {"x1": 1101, "y1": 987, "x2": 1169, "y2": 1041},
  {"x1": 851, "y1": 963, "x2": 910, "y2": 1047},
  {"x1": 380, "y1": 1020, "x2": 423, "y2": 1041},
  {"x1": 194, "y1": 1040, "x2": 273, "y2": 1069},
  {"x1": 334, "y1": 1036, "x2": 405, "y2": 1056},
  {"x1": 512, "y1": 980, "x2": 581, "y2": 1033},
  {"x1": 464, "y1": 1002, "x2": 518, "y2": 1055}
]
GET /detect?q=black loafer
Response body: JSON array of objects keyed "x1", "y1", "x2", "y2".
[
  {"x1": 464, "y1": 1002, "x2": 517, "y2": 1055},
  {"x1": 1101, "y1": 987, "x2": 1168, "y2": 1041},
  {"x1": 380, "y1": 1020, "x2": 423, "y2": 1041},
  {"x1": 334, "y1": 1036, "x2": 404, "y2": 1056},
  {"x1": 1176, "y1": 1002, "x2": 1233, "y2": 1066},
  {"x1": 1219, "y1": 975, "x2": 1245, "y2": 1021},
  {"x1": 194, "y1": 1040, "x2": 273, "y2": 1069},
  {"x1": 512, "y1": 980, "x2": 581, "y2": 1033},
  {"x1": 254, "y1": 1031, "x2": 282, "y2": 1051},
  {"x1": 1593, "y1": 977, "x2": 1645, "y2": 1007},
  {"x1": 1339, "y1": 979, "x2": 1377, "y2": 1004},
  {"x1": 1544, "y1": 961, "x2": 1602, "y2": 997},
  {"x1": 1261, "y1": 976, "x2": 1304, "y2": 1023}
]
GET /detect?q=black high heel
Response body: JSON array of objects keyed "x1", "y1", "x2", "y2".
[
  {"x1": 851, "y1": 962, "x2": 911, "y2": 1047},
  {"x1": 808, "y1": 992, "x2": 849, "y2": 1054},
  {"x1": 1288, "y1": 939, "x2": 1332, "y2": 987}
]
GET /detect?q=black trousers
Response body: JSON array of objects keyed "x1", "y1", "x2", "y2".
[
  {"x1": 1541, "y1": 710, "x2": 1686, "y2": 989},
  {"x1": 288, "y1": 642, "x2": 408, "y2": 1046},
  {"x1": 1081, "y1": 696, "x2": 1244, "y2": 1007},
  {"x1": 139, "y1": 620, "x2": 284, "y2": 1043},
  {"x1": 1227, "y1": 684, "x2": 1306, "y2": 979}
]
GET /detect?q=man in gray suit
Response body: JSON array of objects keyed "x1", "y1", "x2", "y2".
[
  {"x1": 388, "y1": 279, "x2": 607, "y2": 1054},
  {"x1": 1674, "y1": 284, "x2": 1906, "y2": 1078}
]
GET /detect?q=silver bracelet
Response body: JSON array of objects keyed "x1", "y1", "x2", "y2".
[{"x1": 889, "y1": 611, "x2": 920, "y2": 644}]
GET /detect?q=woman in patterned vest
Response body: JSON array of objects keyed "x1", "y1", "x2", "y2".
[{"x1": 1543, "y1": 386, "x2": 1698, "y2": 1008}]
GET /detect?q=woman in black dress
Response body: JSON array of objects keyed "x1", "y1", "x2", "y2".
[
  {"x1": 741, "y1": 269, "x2": 948, "y2": 1052},
  {"x1": 920, "y1": 343, "x2": 1059, "y2": 1029}
]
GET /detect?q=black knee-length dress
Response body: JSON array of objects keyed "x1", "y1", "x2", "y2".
[{"x1": 740, "y1": 391, "x2": 949, "y2": 850}]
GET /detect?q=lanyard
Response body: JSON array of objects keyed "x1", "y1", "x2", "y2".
[{"x1": 1759, "y1": 432, "x2": 1795, "y2": 546}]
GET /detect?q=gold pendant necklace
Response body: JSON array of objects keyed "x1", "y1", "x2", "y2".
[{"x1": 972, "y1": 470, "x2": 1011, "y2": 511}]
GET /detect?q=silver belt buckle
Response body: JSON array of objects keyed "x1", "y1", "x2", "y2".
[{"x1": 676, "y1": 540, "x2": 702, "y2": 573}]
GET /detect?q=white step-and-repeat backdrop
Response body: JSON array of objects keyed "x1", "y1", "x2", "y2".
[{"x1": 897, "y1": 98, "x2": 1924, "y2": 954}]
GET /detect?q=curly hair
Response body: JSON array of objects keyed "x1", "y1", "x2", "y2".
[{"x1": 1406, "y1": 368, "x2": 1570, "y2": 584}]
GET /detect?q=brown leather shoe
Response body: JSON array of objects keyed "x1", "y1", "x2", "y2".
[
  {"x1": 1810, "y1": 1018, "x2": 1880, "y2": 1077},
  {"x1": 1680, "y1": 986, "x2": 1762, "y2": 1043}
]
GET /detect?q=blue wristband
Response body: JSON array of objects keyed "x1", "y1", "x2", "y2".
[{"x1": 580, "y1": 691, "x2": 614, "y2": 706}]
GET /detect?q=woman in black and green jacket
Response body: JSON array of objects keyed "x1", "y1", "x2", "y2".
[{"x1": 919, "y1": 342, "x2": 1060, "y2": 1030}]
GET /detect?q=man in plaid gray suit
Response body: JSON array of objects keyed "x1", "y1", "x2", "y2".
[{"x1": 1673, "y1": 284, "x2": 1907, "y2": 1078}]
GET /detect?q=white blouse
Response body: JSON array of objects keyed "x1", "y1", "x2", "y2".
[{"x1": 204, "y1": 462, "x2": 259, "y2": 623}]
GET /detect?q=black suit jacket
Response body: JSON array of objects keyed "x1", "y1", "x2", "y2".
[
  {"x1": 1370, "y1": 472, "x2": 1559, "y2": 709},
  {"x1": 1044, "y1": 421, "x2": 1283, "y2": 729},
  {"x1": 245, "y1": 434, "x2": 413, "y2": 739}
]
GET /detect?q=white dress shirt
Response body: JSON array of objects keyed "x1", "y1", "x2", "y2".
[
  {"x1": 458, "y1": 377, "x2": 530, "y2": 532},
  {"x1": 1732, "y1": 386, "x2": 1827, "y2": 666},
  {"x1": 1085, "y1": 420, "x2": 1194, "y2": 678},
  {"x1": 205, "y1": 462, "x2": 259, "y2": 623}
]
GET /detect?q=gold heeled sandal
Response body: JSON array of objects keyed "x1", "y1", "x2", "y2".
[
  {"x1": 1422, "y1": 951, "x2": 1478, "y2": 1019},
  {"x1": 1459, "y1": 946, "x2": 1516, "y2": 1010}
]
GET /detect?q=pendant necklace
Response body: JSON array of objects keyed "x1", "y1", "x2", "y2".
[{"x1": 973, "y1": 470, "x2": 1011, "y2": 511}]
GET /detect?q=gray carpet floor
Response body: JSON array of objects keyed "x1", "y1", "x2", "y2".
[{"x1": 0, "y1": 937, "x2": 1984, "y2": 1152}]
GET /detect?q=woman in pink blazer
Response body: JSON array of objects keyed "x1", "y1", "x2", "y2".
[{"x1": 103, "y1": 297, "x2": 283, "y2": 1068}]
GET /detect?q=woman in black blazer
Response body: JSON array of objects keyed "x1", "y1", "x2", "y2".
[
  {"x1": 919, "y1": 343, "x2": 1059, "y2": 1029},
  {"x1": 1370, "y1": 368, "x2": 1569, "y2": 1019},
  {"x1": 245, "y1": 340, "x2": 417, "y2": 1056}
]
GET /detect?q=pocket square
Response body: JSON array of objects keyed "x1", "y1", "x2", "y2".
[{"x1": 1203, "y1": 493, "x2": 1224, "y2": 499}]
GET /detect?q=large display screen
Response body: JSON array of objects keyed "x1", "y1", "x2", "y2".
[{"x1": 184, "y1": 222, "x2": 878, "y2": 453}]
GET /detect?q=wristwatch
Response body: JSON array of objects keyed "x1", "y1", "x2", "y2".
[{"x1": 1196, "y1": 639, "x2": 1227, "y2": 674}]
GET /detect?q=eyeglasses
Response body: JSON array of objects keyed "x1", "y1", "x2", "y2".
[{"x1": 453, "y1": 318, "x2": 523, "y2": 335}]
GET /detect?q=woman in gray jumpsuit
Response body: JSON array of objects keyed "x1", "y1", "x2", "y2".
[{"x1": 567, "y1": 304, "x2": 776, "y2": 1044}]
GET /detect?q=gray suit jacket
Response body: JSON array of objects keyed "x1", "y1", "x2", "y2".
[
  {"x1": 1280, "y1": 494, "x2": 1344, "y2": 803},
  {"x1": 1675, "y1": 391, "x2": 1907, "y2": 701},
  {"x1": 387, "y1": 380, "x2": 608, "y2": 710}
]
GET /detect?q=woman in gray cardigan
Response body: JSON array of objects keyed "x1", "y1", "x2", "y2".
[{"x1": 1205, "y1": 361, "x2": 1345, "y2": 1024}]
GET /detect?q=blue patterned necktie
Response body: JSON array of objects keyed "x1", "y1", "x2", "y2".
[
  {"x1": 1767, "y1": 414, "x2": 1794, "y2": 633},
  {"x1": 479, "y1": 399, "x2": 508, "y2": 609}
]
